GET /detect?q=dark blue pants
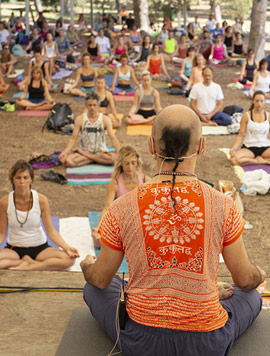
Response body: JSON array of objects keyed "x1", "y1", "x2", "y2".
[
  {"x1": 83, "y1": 276, "x2": 262, "y2": 356},
  {"x1": 211, "y1": 112, "x2": 232, "y2": 126}
]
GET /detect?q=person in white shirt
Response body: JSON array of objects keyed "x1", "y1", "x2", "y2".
[
  {"x1": 189, "y1": 66, "x2": 232, "y2": 126},
  {"x1": 230, "y1": 90, "x2": 270, "y2": 165},
  {"x1": 95, "y1": 28, "x2": 111, "y2": 55},
  {"x1": 0, "y1": 22, "x2": 10, "y2": 50},
  {"x1": 206, "y1": 14, "x2": 216, "y2": 31}
]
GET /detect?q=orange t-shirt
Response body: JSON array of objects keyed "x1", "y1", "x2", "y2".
[{"x1": 100, "y1": 180, "x2": 245, "y2": 332}]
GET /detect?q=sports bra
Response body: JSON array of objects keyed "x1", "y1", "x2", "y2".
[
  {"x1": 28, "y1": 79, "x2": 44, "y2": 101},
  {"x1": 115, "y1": 173, "x2": 144, "y2": 198},
  {"x1": 115, "y1": 45, "x2": 126, "y2": 55},
  {"x1": 100, "y1": 94, "x2": 109, "y2": 108},
  {"x1": 88, "y1": 46, "x2": 98, "y2": 57},
  {"x1": 81, "y1": 71, "x2": 95, "y2": 82},
  {"x1": 118, "y1": 67, "x2": 131, "y2": 81}
]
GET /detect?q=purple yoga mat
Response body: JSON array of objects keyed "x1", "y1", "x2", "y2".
[{"x1": 243, "y1": 164, "x2": 270, "y2": 174}]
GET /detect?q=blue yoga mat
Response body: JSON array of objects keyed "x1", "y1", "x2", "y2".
[
  {"x1": 88, "y1": 211, "x2": 129, "y2": 273},
  {"x1": 104, "y1": 74, "x2": 114, "y2": 87},
  {"x1": 0, "y1": 216, "x2": 59, "y2": 249}
]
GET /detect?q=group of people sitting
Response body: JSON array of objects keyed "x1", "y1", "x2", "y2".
[{"x1": 0, "y1": 9, "x2": 268, "y2": 356}]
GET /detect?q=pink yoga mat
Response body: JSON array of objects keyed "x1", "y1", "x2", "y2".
[
  {"x1": 113, "y1": 96, "x2": 134, "y2": 102},
  {"x1": 232, "y1": 78, "x2": 251, "y2": 89},
  {"x1": 17, "y1": 110, "x2": 50, "y2": 117}
]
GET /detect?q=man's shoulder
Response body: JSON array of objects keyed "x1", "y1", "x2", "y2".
[{"x1": 210, "y1": 81, "x2": 223, "y2": 91}]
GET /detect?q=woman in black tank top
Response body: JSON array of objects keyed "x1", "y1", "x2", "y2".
[
  {"x1": 87, "y1": 34, "x2": 105, "y2": 63},
  {"x1": 95, "y1": 75, "x2": 120, "y2": 128},
  {"x1": 239, "y1": 49, "x2": 258, "y2": 84},
  {"x1": 16, "y1": 66, "x2": 55, "y2": 110}
]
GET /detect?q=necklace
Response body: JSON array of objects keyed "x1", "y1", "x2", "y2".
[
  {"x1": 154, "y1": 171, "x2": 197, "y2": 178},
  {"x1": 13, "y1": 191, "x2": 33, "y2": 228}
]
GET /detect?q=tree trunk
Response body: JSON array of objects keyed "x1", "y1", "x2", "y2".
[
  {"x1": 248, "y1": 0, "x2": 267, "y2": 61},
  {"x1": 133, "y1": 0, "x2": 141, "y2": 27},
  {"x1": 140, "y1": 0, "x2": 151, "y2": 32},
  {"x1": 209, "y1": 0, "x2": 215, "y2": 12},
  {"x1": 115, "y1": 0, "x2": 120, "y2": 12}
]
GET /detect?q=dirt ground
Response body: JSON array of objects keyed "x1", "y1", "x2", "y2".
[{"x1": 0, "y1": 50, "x2": 269, "y2": 355}]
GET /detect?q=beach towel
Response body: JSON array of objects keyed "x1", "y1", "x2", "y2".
[
  {"x1": 202, "y1": 126, "x2": 229, "y2": 135},
  {"x1": 127, "y1": 124, "x2": 152, "y2": 136},
  {"x1": 59, "y1": 217, "x2": 95, "y2": 272},
  {"x1": 8, "y1": 69, "x2": 24, "y2": 78},
  {"x1": 88, "y1": 211, "x2": 129, "y2": 273},
  {"x1": 52, "y1": 69, "x2": 73, "y2": 80},
  {"x1": 17, "y1": 110, "x2": 50, "y2": 117},
  {"x1": 219, "y1": 148, "x2": 270, "y2": 183},
  {"x1": 66, "y1": 164, "x2": 114, "y2": 185}
]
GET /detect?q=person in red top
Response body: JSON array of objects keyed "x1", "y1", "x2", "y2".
[{"x1": 81, "y1": 105, "x2": 265, "y2": 356}]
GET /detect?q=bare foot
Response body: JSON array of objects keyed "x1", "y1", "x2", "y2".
[
  {"x1": 255, "y1": 156, "x2": 269, "y2": 164},
  {"x1": 22, "y1": 255, "x2": 39, "y2": 264},
  {"x1": 218, "y1": 283, "x2": 234, "y2": 300},
  {"x1": 9, "y1": 261, "x2": 30, "y2": 270}
]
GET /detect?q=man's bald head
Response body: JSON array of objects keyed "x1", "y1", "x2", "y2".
[{"x1": 152, "y1": 105, "x2": 202, "y2": 160}]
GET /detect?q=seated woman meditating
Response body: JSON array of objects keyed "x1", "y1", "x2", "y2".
[
  {"x1": 41, "y1": 32, "x2": 59, "y2": 75},
  {"x1": 249, "y1": 58, "x2": 270, "y2": 99},
  {"x1": 66, "y1": 25, "x2": 82, "y2": 48},
  {"x1": 16, "y1": 66, "x2": 55, "y2": 111},
  {"x1": 95, "y1": 74, "x2": 120, "y2": 128},
  {"x1": 230, "y1": 91, "x2": 270, "y2": 166},
  {"x1": 87, "y1": 34, "x2": 105, "y2": 63},
  {"x1": 109, "y1": 35, "x2": 128, "y2": 63},
  {"x1": 0, "y1": 43, "x2": 15, "y2": 77},
  {"x1": 185, "y1": 53, "x2": 205, "y2": 93},
  {"x1": 172, "y1": 35, "x2": 189, "y2": 64},
  {"x1": 111, "y1": 53, "x2": 139, "y2": 95},
  {"x1": 209, "y1": 34, "x2": 230, "y2": 64},
  {"x1": 179, "y1": 46, "x2": 195, "y2": 83},
  {"x1": 231, "y1": 32, "x2": 246, "y2": 58},
  {"x1": 25, "y1": 27, "x2": 43, "y2": 53},
  {"x1": 126, "y1": 70, "x2": 162, "y2": 125},
  {"x1": 68, "y1": 53, "x2": 98, "y2": 97},
  {"x1": 146, "y1": 43, "x2": 171, "y2": 81},
  {"x1": 239, "y1": 49, "x2": 258, "y2": 85},
  {"x1": 0, "y1": 160, "x2": 79, "y2": 270},
  {"x1": 18, "y1": 47, "x2": 54, "y2": 92},
  {"x1": 92, "y1": 145, "x2": 151, "y2": 247},
  {"x1": 134, "y1": 35, "x2": 152, "y2": 64}
]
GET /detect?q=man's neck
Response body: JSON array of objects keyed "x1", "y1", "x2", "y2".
[{"x1": 203, "y1": 81, "x2": 212, "y2": 87}]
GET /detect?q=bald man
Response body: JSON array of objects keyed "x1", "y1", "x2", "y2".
[{"x1": 80, "y1": 105, "x2": 265, "y2": 356}]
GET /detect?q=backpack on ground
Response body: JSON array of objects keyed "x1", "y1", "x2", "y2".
[{"x1": 42, "y1": 103, "x2": 74, "y2": 134}]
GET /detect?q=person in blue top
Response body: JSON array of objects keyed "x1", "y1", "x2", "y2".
[{"x1": 55, "y1": 29, "x2": 73, "y2": 58}]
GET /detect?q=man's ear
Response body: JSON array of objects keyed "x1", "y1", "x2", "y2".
[{"x1": 148, "y1": 136, "x2": 155, "y2": 155}]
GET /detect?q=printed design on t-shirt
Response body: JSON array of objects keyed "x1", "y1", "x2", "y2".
[
  {"x1": 141, "y1": 186, "x2": 205, "y2": 273},
  {"x1": 143, "y1": 195, "x2": 204, "y2": 244}
]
